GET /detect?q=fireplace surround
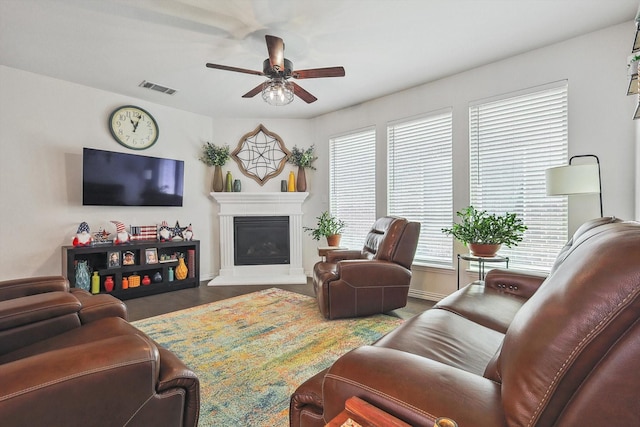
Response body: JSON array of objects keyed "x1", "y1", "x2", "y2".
[{"x1": 209, "y1": 192, "x2": 308, "y2": 285}]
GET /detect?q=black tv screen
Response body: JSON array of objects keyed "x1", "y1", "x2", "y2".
[{"x1": 83, "y1": 148, "x2": 184, "y2": 206}]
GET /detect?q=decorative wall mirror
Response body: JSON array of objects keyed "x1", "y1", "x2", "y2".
[{"x1": 232, "y1": 124, "x2": 291, "y2": 185}]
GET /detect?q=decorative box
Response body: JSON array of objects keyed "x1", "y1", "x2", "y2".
[
  {"x1": 128, "y1": 274, "x2": 141, "y2": 288},
  {"x1": 130, "y1": 225, "x2": 157, "y2": 241}
]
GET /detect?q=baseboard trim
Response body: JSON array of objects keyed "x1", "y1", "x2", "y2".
[{"x1": 408, "y1": 288, "x2": 446, "y2": 302}]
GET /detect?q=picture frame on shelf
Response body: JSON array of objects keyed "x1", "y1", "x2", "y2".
[
  {"x1": 107, "y1": 251, "x2": 120, "y2": 268},
  {"x1": 122, "y1": 250, "x2": 135, "y2": 265},
  {"x1": 145, "y1": 248, "x2": 158, "y2": 264}
]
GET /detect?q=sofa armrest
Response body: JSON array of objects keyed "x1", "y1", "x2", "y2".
[
  {"x1": 70, "y1": 288, "x2": 128, "y2": 322},
  {"x1": 484, "y1": 268, "x2": 548, "y2": 299},
  {"x1": 322, "y1": 346, "x2": 505, "y2": 427},
  {"x1": 0, "y1": 334, "x2": 162, "y2": 426},
  {"x1": 0, "y1": 276, "x2": 69, "y2": 301},
  {"x1": 155, "y1": 345, "x2": 201, "y2": 427},
  {"x1": 326, "y1": 250, "x2": 362, "y2": 263}
]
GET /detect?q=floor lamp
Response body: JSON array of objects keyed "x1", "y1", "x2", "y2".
[{"x1": 545, "y1": 154, "x2": 603, "y2": 217}]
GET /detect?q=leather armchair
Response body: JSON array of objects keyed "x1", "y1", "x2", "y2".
[
  {"x1": 0, "y1": 276, "x2": 199, "y2": 427},
  {"x1": 313, "y1": 216, "x2": 420, "y2": 319}
]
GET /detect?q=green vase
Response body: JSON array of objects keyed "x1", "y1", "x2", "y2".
[{"x1": 225, "y1": 171, "x2": 233, "y2": 192}]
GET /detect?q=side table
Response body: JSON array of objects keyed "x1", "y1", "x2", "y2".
[
  {"x1": 325, "y1": 396, "x2": 411, "y2": 427},
  {"x1": 457, "y1": 253, "x2": 509, "y2": 290}
]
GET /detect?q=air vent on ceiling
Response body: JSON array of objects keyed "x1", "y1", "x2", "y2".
[{"x1": 139, "y1": 80, "x2": 177, "y2": 95}]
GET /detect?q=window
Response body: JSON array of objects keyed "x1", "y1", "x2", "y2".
[
  {"x1": 469, "y1": 81, "x2": 569, "y2": 271},
  {"x1": 329, "y1": 128, "x2": 377, "y2": 249},
  {"x1": 388, "y1": 109, "x2": 453, "y2": 266}
]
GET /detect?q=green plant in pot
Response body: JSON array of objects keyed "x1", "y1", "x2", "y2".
[
  {"x1": 441, "y1": 205, "x2": 527, "y2": 257},
  {"x1": 288, "y1": 145, "x2": 317, "y2": 192},
  {"x1": 199, "y1": 142, "x2": 230, "y2": 192},
  {"x1": 304, "y1": 211, "x2": 346, "y2": 246}
]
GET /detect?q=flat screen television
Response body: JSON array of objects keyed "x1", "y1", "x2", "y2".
[{"x1": 82, "y1": 147, "x2": 184, "y2": 206}]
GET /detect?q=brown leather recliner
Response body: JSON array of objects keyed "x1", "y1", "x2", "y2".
[
  {"x1": 0, "y1": 276, "x2": 200, "y2": 427},
  {"x1": 313, "y1": 216, "x2": 420, "y2": 319},
  {"x1": 292, "y1": 217, "x2": 640, "y2": 426}
]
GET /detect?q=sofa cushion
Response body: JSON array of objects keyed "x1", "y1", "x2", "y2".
[
  {"x1": 435, "y1": 283, "x2": 527, "y2": 334},
  {"x1": 373, "y1": 308, "x2": 504, "y2": 376}
]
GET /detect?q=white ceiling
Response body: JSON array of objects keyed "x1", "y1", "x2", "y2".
[{"x1": 1, "y1": 0, "x2": 638, "y2": 119}]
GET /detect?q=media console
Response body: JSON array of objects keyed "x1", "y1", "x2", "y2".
[{"x1": 62, "y1": 240, "x2": 200, "y2": 300}]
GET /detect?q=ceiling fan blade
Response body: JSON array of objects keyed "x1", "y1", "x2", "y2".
[
  {"x1": 242, "y1": 83, "x2": 264, "y2": 98},
  {"x1": 265, "y1": 35, "x2": 285, "y2": 71},
  {"x1": 206, "y1": 63, "x2": 264, "y2": 76},
  {"x1": 292, "y1": 82, "x2": 317, "y2": 104},
  {"x1": 292, "y1": 66, "x2": 345, "y2": 79}
]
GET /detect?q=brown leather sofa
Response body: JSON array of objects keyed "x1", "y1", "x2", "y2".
[
  {"x1": 313, "y1": 216, "x2": 420, "y2": 319},
  {"x1": 0, "y1": 276, "x2": 199, "y2": 427},
  {"x1": 291, "y1": 216, "x2": 640, "y2": 426}
]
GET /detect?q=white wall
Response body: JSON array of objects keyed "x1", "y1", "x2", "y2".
[
  {"x1": 0, "y1": 66, "x2": 216, "y2": 280},
  {"x1": 310, "y1": 22, "x2": 638, "y2": 300}
]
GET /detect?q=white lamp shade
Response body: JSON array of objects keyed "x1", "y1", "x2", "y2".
[{"x1": 545, "y1": 164, "x2": 600, "y2": 195}]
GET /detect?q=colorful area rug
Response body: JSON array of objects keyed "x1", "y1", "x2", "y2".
[{"x1": 132, "y1": 288, "x2": 404, "y2": 426}]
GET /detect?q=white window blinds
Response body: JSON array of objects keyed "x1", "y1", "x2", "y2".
[
  {"x1": 329, "y1": 128, "x2": 377, "y2": 249},
  {"x1": 469, "y1": 81, "x2": 569, "y2": 271},
  {"x1": 388, "y1": 110, "x2": 453, "y2": 266}
]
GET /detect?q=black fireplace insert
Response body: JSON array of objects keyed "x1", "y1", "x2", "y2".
[{"x1": 233, "y1": 216, "x2": 290, "y2": 265}]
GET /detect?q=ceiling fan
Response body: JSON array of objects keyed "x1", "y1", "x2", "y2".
[{"x1": 205, "y1": 35, "x2": 345, "y2": 104}]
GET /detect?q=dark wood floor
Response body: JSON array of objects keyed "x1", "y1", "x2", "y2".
[{"x1": 124, "y1": 279, "x2": 434, "y2": 322}]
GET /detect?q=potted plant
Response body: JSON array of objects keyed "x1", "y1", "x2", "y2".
[
  {"x1": 441, "y1": 205, "x2": 527, "y2": 257},
  {"x1": 288, "y1": 145, "x2": 317, "y2": 192},
  {"x1": 304, "y1": 211, "x2": 346, "y2": 246},
  {"x1": 199, "y1": 142, "x2": 230, "y2": 192}
]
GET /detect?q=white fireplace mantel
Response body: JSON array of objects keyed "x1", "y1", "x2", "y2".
[{"x1": 208, "y1": 192, "x2": 309, "y2": 286}]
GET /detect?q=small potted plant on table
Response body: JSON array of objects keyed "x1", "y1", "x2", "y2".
[
  {"x1": 304, "y1": 211, "x2": 346, "y2": 246},
  {"x1": 441, "y1": 205, "x2": 527, "y2": 257}
]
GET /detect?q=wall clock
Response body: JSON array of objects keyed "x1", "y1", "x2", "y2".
[{"x1": 108, "y1": 105, "x2": 159, "y2": 150}]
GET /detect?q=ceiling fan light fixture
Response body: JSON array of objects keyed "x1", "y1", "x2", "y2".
[{"x1": 262, "y1": 78, "x2": 294, "y2": 106}]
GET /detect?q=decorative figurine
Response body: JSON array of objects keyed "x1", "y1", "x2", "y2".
[
  {"x1": 92, "y1": 228, "x2": 111, "y2": 244},
  {"x1": 171, "y1": 221, "x2": 187, "y2": 241},
  {"x1": 184, "y1": 223, "x2": 194, "y2": 241},
  {"x1": 111, "y1": 221, "x2": 131, "y2": 244},
  {"x1": 158, "y1": 221, "x2": 173, "y2": 241},
  {"x1": 73, "y1": 222, "x2": 93, "y2": 246}
]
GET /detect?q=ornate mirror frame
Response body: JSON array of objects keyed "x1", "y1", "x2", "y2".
[{"x1": 231, "y1": 124, "x2": 291, "y2": 185}]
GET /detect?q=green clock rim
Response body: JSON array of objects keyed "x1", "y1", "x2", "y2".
[{"x1": 108, "y1": 105, "x2": 159, "y2": 150}]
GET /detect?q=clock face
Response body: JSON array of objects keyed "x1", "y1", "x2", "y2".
[{"x1": 108, "y1": 105, "x2": 159, "y2": 150}]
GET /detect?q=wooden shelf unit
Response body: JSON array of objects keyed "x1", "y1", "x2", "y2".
[{"x1": 62, "y1": 240, "x2": 200, "y2": 300}]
